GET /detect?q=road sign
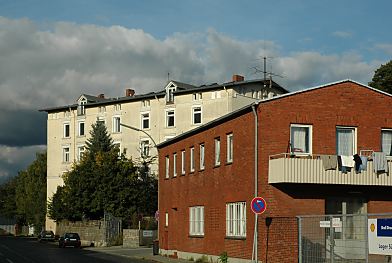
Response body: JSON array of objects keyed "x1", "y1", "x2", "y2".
[{"x1": 251, "y1": 197, "x2": 267, "y2": 214}]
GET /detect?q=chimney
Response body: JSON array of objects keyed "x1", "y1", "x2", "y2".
[
  {"x1": 232, "y1": 74, "x2": 244, "y2": 82},
  {"x1": 125, "y1": 88, "x2": 135, "y2": 97},
  {"x1": 98, "y1": 94, "x2": 105, "y2": 99}
]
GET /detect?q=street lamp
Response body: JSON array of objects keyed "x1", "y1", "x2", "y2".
[{"x1": 119, "y1": 123, "x2": 157, "y2": 148}]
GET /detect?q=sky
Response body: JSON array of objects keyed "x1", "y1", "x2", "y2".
[{"x1": 0, "y1": 0, "x2": 391, "y2": 183}]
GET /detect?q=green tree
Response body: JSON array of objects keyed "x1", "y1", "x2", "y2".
[
  {"x1": 48, "y1": 121, "x2": 157, "y2": 222},
  {"x1": 369, "y1": 60, "x2": 392, "y2": 94},
  {"x1": 15, "y1": 152, "x2": 47, "y2": 228},
  {"x1": 0, "y1": 178, "x2": 17, "y2": 219}
]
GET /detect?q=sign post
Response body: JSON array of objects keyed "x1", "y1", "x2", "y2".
[{"x1": 251, "y1": 197, "x2": 267, "y2": 263}]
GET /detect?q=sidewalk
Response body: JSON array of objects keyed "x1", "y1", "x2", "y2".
[{"x1": 84, "y1": 246, "x2": 191, "y2": 263}]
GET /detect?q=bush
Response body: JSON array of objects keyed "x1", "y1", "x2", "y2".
[{"x1": 218, "y1": 252, "x2": 228, "y2": 263}]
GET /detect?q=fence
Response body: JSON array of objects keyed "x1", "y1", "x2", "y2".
[
  {"x1": 298, "y1": 213, "x2": 392, "y2": 263},
  {"x1": 103, "y1": 212, "x2": 122, "y2": 246}
]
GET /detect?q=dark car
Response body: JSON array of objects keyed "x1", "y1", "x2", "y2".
[
  {"x1": 58, "y1": 232, "x2": 81, "y2": 248},
  {"x1": 38, "y1": 230, "x2": 55, "y2": 242}
]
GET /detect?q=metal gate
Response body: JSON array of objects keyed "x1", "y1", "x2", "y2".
[
  {"x1": 103, "y1": 212, "x2": 122, "y2": 246},
  {"x1": 298, "y1": 213, "x2": 392, "y2": 263}
]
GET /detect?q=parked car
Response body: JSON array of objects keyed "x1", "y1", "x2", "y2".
[
  {"x1": 37, "y1": 230, "x2": 55, "y2": 242},
  {"x1": 58, "y1": 232, "x2": 81, "y2": 248}
]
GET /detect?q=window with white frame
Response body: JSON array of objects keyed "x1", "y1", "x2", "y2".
[
  {"x1": 181, "y1": 150, "x2": 186, "y2": 175},
  {"x1": 141, "y1": 112, "x2": 150, "y2": 129},
  {"x1": 165, "y1": 156, "x2": 170, "y2": 179},
  {"x1": 215, "y1": 137, "x2": 221, "y2": 166},
  {"x1": 63, "y1": 147, "x2": 70, "y2": 163},
  {"x1": 77, "y1": 99, "x2": 86, "y2": 116},
  {"x1": 200, "y1": 144, "x2": 205, "y2": 170},
  {"x1": 173, "y1": 153, "x2": 177, "y2": 177},
  {"x1": 77, "y1": 146, "x2": 85, "y2": 161},
  {"x1": 140, "y1": 139, "x2": 150, "y2": 157},
  {"x1": 189, "y1": 206, "x2": 204, "y2": 236},
  {"x1": 78, "y1": 121, "x2": 85, "y2": 136},
  {"x1": 336, "y1": 126, "x2": 357, "y2": 156},
  {"x1": 165, "y1": 212, "x2": 169, "y2": 227},
  {"x1": 63, "y1": 123, "x2": 70, "y2": 138},
  {"x1": 166, "y1": 86, "x2": 175, "y2": 103},
  {"x1": 113, "y1": 116, "x2": 121, "y2": 133},
  {"x1": 290, "y1": 124, "x2": 312, "y2": 155},
  {"x1": 190, "y1": 147, "x2": 195, "y2": 172},
  {"x1": 226, "y1": 202, "x2": 246, "y2": 237},
  {"x1": 192, "y1": 107, "x2": 202, "y2": 125},
  {"x1": 227, "y1": 133, "x2": 233, "y2": 163},
  {"x1": 381, "y1": 129, "x2": 392, "y2": 156},
  {"x1": 114, "y1": 104, "x2": 122, "y2": 111},
  {"x1": 166, "y1": 110, "x2": 175, "y2": 128}
]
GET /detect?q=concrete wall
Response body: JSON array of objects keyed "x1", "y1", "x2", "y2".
[
  {"x1": 56, "y1": 220, "x2": 106, "y2": 247},
  {"x1": 123, "y1": 229, "x2": 139, "y2": 248}
]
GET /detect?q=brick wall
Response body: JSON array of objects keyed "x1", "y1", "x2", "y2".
[{"x1": 159, "y1": 81, "x2": 392, "y2": 263}]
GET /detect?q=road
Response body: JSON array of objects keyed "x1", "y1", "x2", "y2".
[{"x1": 0, "y1": 236, "x2": 151, "y2": 263}]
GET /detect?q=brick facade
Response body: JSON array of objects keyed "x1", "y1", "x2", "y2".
[{"x1": 158, "y1": 81, "x2": 392, "y2": 263}]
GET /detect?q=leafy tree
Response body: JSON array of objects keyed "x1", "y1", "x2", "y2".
[
  {"x1": 369, "y1": 60, "x2": 392, "y2": 94},
  {"x1": 15, "y1": 152, "x2": 47, "y2": 228},
  {"x1": 48, "y1": 121, "x2": 157, "y2": 223},
  {"x1": 0, "y1": 178, "x2": 17, "y2": 219}
]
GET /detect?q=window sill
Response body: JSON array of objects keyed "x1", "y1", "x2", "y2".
[
  {"x1": 181, "y1": 173, "x2": 186, "y2": 176},
  {"x1": 214, "y1": 164, "x2": 221, "y2": 168},
  {"x1": 164, "y1": 177, "x2": 170, "y2": 180},
  {"x1": 225, "y1": 161, "x2": 233, "y2": 165},
  {"x1": 199, "y1": 168, "x2": 205, "y2": 172},
  {"x1": 225, "y1": 236, "x2": 246, "y2": 240},
  {"x1": 189, "y1": 235, "x2": 204, "y2": 238}
]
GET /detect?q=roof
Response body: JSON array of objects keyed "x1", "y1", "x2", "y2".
[
  {"x1": 157, "y1": 79, "x2": 392, "y2": 149},
  {"x1": 40, "y1": 77, "x2": 288, "y2": 113}
]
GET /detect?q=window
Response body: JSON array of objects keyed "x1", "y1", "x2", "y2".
[
  {"x1": 142, "y1": 100, "x2": 150, "y2": 107},
  {"x1": 200, "y1": 144, "x2": 205, "y2": 170},
  {"x1": 113, "y1": 116, "x2": 121, "y2": 133},
  {"x1": 227, "y1": 133, "x2": 233, "y2": 163},
  {"x1": 173, "y1": 153, "x2": 177, "y2": 177},
  {"x1": 63, "y1": 123, "x2": 70, "y2": 138},
  {"x1": 336, "y1": 127, "x2": 356, "y2": 156},
  {"x1": 181, "y1": 150, "x2": 186, "y2": 175},
  {"x1": 165, "y1": 156, "x2": 170, "y2": 179},
  {"x1": 99, "y1": 106, "x2": 106, "y2": 113},
  {"x1": 140, "y1": 139, "x2": 150, "y2": 157},
  {"x1": 78, "y1": 121, "x2": 85, "y2": 136},
  {"x1": 166, "y1": 86, "x2": 175, "y2": 103},
  {"x1": 226, "y1": 202, "x2": 246, "y2": 237},
  {"x1": 192, "y1": 107, "x2": 202, "y2": 125},
  {"x1": 326, "y1": 198, "x2": 366, "y2": 240},
  {"x1": 166, "y1": 110, "x2": 175, "y2": 128},
  {"x1": 193, "y1": 93, "x2": 202, "y2": 101},
  {"x1": 114, "y1": 104, "x2": 122, "y2": 111},
  {"x1": 290, "y1": 124, "x2": 312, "y2": 155},
  {"x1": 77, "y1": 99, "x2": 86, "y2": 116},
  {"x1": 190, "y1": 147, "x2": 195, "y2": 172},
  {"x1": 141, "y1": 113, "x2": 150, "y2": 129},
  {"x1": 189, "y1": 206, "x2": 204, "y2": 236},
  {"x1": 165, "y1": 212, "x2": 169, "y2": 227},
  {"x1": 215, "y1": 138, "x2": 221, "y2": 166},
  {"x1": 381, "y1": 129, "x2": 392, "y2": 156},
  {"x1": 77, "y1": 146, "x2": 85, "y2": 161},
  {"x1": 113, "y1": 142, "x2": 121, "y2": 156},
  {"x1": 63, "y1": 147, "x2": 70, "y2": 163}
]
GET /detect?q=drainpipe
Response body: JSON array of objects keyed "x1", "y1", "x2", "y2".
[{"x1": 251, "y1": 103, "x2": 259, "y2": 263}]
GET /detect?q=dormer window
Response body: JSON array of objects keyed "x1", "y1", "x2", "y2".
[
  {"x1": 166, "y1": 85, "x2": 176, "y2": 103},
  {"x1": 77, "y1": 98, "x2": 87, "y2": 116}
]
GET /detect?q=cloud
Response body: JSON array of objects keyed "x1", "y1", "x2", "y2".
[
  {"x1": 0, "y1": 145, "x2": 46, "y2": 184},
  {"x1": 332, "y1": 31, "x2": 353, "y2": 38},
  {"x1": 374, "y1": 43, "x2": 392, "y2": 55},
  {"x1": 0, "y1": 17, "x2": 385, "y2": 182}
]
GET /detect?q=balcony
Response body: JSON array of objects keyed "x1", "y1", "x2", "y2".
[{"x1": 268, "y1": 153, "x2": 392, "y2": 186}]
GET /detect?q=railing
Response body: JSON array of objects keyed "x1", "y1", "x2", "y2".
[{"x1": 269, "y1": 153, "x2": 392, "y2": 186}]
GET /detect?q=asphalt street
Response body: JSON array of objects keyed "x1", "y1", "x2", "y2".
[{"x1": 0, "y1": 236, "x2": 156, "y2": 263}]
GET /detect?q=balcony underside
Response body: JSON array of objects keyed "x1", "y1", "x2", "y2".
[{"x1": 269, "y1": 154, "x2": 392, "y2": 186}]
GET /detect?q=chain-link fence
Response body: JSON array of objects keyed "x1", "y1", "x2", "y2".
[{"x1": 298, "y1": 213, "x2": 392, "y2": 263}]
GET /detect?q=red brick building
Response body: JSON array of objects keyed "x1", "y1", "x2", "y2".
[{"x1": 157, "y1": 80, "x2": 392, "y2": 263}]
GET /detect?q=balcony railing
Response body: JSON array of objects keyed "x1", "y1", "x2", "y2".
[{"x1": 268, "y1": 153, "x2": 392, "y2": 186}]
